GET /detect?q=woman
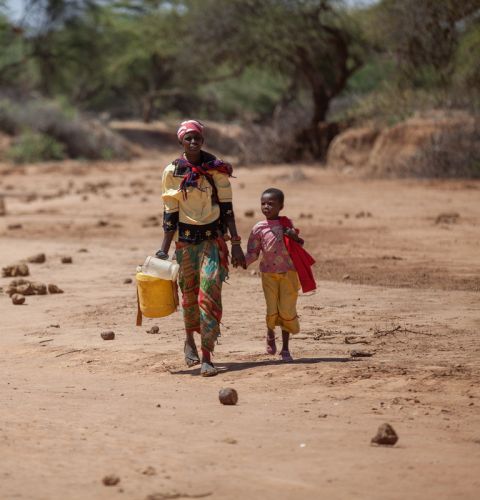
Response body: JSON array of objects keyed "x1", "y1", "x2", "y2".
[{"x1": 156, "y1": 120, "x2": 246, "y2": 377}]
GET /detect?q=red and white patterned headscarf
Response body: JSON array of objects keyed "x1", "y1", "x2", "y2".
[{"x1": 177, "y1": 120, "x2": 204, "y2": 142}]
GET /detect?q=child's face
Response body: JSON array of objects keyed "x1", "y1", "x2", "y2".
[
  {"x1": 181, "y1": 131, "x2": 204, "y2": 155},
  {"x1": 261, "y1": 193, "x2": 283, "y2": 220}
]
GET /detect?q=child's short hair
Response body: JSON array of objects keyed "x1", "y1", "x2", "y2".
[{"x1": 262, "y1": 188, "x2": 284, "y2": 204}]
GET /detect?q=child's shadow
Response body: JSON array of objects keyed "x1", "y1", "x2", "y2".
[{"x1": 171, "y1": 356, "x2": 353, "y2": 376}]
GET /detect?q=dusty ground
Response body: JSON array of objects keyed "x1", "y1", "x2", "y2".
[{"x1": 1, "y1": 154, "x2": 479, "y2": 500}]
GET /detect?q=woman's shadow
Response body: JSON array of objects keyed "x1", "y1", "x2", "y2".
[{"x1": 171, "y1": 356, "x2": 354, "y2": 376}]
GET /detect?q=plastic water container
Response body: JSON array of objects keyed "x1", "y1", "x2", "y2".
[
  {"x1": 136, "y1": 272, "x2": 178, "y2": 323},
  {"x1": 141, "y1": 256, "x2": 179, "y2": 281}
]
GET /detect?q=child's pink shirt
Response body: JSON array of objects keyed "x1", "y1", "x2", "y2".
[{"x1": 245, "y1": 219, "x2": 295, "y2": 273}]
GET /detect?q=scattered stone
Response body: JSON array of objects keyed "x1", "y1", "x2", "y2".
[
  {"x1": 102, "y1": 474, "x2": 120, "y2": 486},
  {"x1": 97, "y1": 220, "x2": 109, "y2": 227},
  {"x1": 299, "y1": 213, "x2": 313, "y2": 219},
  {"x1": 31, "y1": 282, "x2": 47, "y2": 295},
  {"x1": 0, "y1": 196, "x2": 6, "y2": 216},
  {"x1": 435, "y1": 212, "x2": 459, "y2": 225},
  {"x1": 27, "y1": 253, "x2": 46, "y2": 264},
  {"x1": 16, "y1": 283, "x2": 34, "y2": 296},
  {"x1": 6, "y1": 280, "x2": 48, "y2": 296},
  {"x1": 61, "y1": 256, "x2": 73, "y2": 264},
  {"x1": 7, "y1": 223, "x2": 22, "y2": 230},
  {"x1": 5, "y1": 278, "x2": 29, "y2": 296},
  {"x1": 2, "y1": 263, "x2": 29, "y2": 278},
  {"x1": 244, "y1": 210, "x2": 255, "y2": 218},
  {"x1": 78, "y1": 248, "x2": 88, "y2": 253},
  {"x1": 381, "y1": 255, "x2": 403, "y2": 261},
  {"x1": 49, "y1": 324, "x2": 60, "y2": 328},
  {"x1": 48, "y1": 284, "x2": 64, "y2": 294},
  {"x1": 142, "y1": 466, "x2": 157, "y2": 476},
  {"x1": 123, "y1": 278, "x2": 132, "y2": 284},
  {"x1": 219, "y1": 388, "x2": 238, "y2": 406},
  {"x1": 355, "y1": 211, "x2": 372, "y2": 218},
  {"x1": 371, "y1": 423, "x2": 399, "y2": 446},
  {"x1": 222, "y1": 437, "x2": 238, "y2": 444},
  {"x1": 101, "y1": 331, "x2": 115, "y2": 340},
  {"x1": 147, "y1": 326, "x2": 160, "y2": 334},
  {"x1": 11, "y1": 294, "x2": 25, "y2": 305},
  {"x1": 351, "y1": 350, "x2": 373, "y2": 357},
  {"x1": 342, "y1": 274, "x2": 350, "y2": 280}
]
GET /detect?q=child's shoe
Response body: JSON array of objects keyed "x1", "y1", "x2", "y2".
[{"x1": 280, "y1": 350, "x2": 293, "y2": 362}]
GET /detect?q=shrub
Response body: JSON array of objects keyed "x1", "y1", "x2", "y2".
[
  {"x1": 0, "y1": 97, "x2": 134, "y2": 160},
  {"x1": 7, "y1": 131, "x2": 66, "y2": 163}
]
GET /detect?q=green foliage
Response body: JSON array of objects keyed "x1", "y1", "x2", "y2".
[
  {"x1": 199, "y1": 68, "x2": 289, "y2": 122},
  {"x1": 345, "y1": 57, "x2": 395, "y2": 94},
  {"x1": 7, "y1": 130, "x2": 66, "y2": 163},
  {"x1": 454, "y1": 22, "x2": 480, "y2": 88}
]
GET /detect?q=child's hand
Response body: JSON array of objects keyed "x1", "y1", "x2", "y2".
[
  {"x1": 283, "y1": 226, "x2": 304, "y2": 245},
  {"x1": 283, "y1": 227, "x2": 296, "y2": 238}
]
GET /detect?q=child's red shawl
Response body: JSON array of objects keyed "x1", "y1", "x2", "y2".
[{"x1": 279, "y1": 216, "x2": 316, "y2": 293}]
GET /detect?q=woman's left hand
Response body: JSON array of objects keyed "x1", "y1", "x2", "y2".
[{"x1": 231, "y1": 245, "x2": 246, "y2": 269}]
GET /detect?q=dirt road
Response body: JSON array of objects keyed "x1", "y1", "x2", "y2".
[{"x1": 1, "y1": 156, "x2": 479, "y2": 500}]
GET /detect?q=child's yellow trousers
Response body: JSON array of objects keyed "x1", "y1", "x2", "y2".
[{"x1": 261, "y1": 270, "x2": 300, "y2": 334}]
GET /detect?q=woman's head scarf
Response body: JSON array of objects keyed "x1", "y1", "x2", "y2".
[{"x1": 177, "y1": 120, "x2": 204, "y2": 142}]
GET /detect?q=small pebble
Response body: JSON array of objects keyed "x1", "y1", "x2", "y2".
[
  {"x1": 147, "y1": 326, "x2": 159, "y2": 334},
  {"x1": 102, "y1": 474, "x2": 120, "y2": 486},
  {"x1": 27, "y1": 253, "x2": 46, "y2": 264},
  {"x1": 219, "y1": 388, "x2": 238, "y2": 406},
  {"x1": 101, "y1": 331, "x2": 115, "y2": 341},
  {"x1": 222, "y1": 438, "x2": 238, "y2": 444},
  {"x1": 11, "y1": 294, "x2": 25, "y2": 305},
  {"x1": 61, "y1": 256, "x2": 73, "y2": 264},
  {"x1": 123, "y1": 278, "x2": 132, "y2": 284},
  {"x1": 351, "y1": 350, "x2": 373, "y2": 358},
  {"x1": 371, "y1": 423, "x2": 399, "y2": 446},
  {"x1": 142, "y1": 466, "x2": 157, "y2": 476},
  {"x1": 48, "y1": 284, "x2": 64, "y2": 294}
]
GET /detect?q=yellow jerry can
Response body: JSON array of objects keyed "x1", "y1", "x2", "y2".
[{"x1": 136, "y1": 272, "x2": 179, "y2": 326}]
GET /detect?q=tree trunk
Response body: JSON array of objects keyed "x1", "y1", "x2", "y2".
[{"x1": 142, "y1": 94, "x2": 155, "y2": 123}]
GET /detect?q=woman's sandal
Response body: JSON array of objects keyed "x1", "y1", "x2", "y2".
[
  {"x1": 266, "y1": 334, "x2": 277, "y2": 355},
  {"x1": 184, "y1": 341, "x2": 200, "y2": 367},
  {"x1": 200, "y1": 361, "x2": 218, "y2": 377},
  {"x1": 280, "y1": 350, "x2": 293, "y2": 362}
]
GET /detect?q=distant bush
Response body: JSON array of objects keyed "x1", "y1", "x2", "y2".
[
  {"x1": 0, "y1": 97, "x2": 134, "y2": 161},
  {"x1": 332, "y1": 84, "x2": 480, "y2": 127},
  {"x1": 454, "y1": 24, "x2": 480, "y2": 89},
  {"x1": 7, "y1": 131, "x2": 66, "y2": 163}
]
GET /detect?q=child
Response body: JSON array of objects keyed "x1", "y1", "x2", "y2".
[{"x1": 245, "y1": 188, "x2": 316, "y2": 361}]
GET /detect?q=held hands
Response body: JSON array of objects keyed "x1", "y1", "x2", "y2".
[{"x1": 231, "y1": 244, "x2": 246, "y2": 269}]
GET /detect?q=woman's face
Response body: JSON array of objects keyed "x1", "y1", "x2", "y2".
[{"x1": 181, "y1": 131, "x2": 204, "y2": 154}]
